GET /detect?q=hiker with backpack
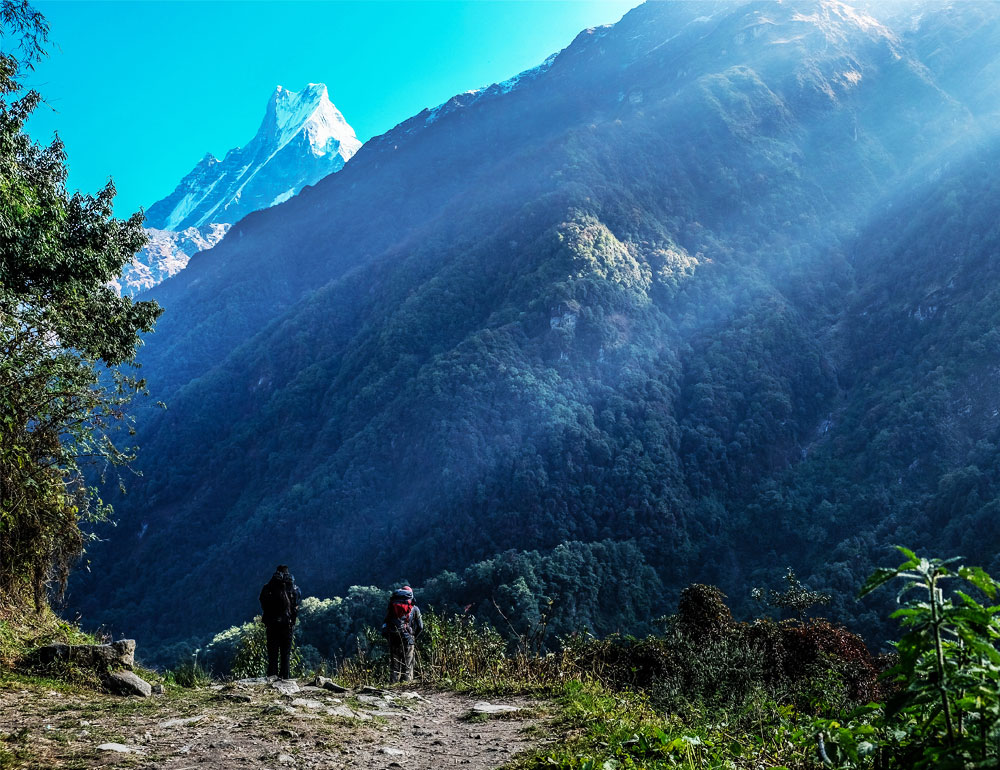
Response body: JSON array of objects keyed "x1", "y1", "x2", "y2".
[
  {"x1": 381, "y1": 586, "x2": 423, "y2": 683},
  {"x1": 258, "y1": 565, "x2": 302, "y2": 680}
]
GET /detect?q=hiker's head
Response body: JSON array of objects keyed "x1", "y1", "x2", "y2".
[
  {"x1": 276, "y1": 565, "x2": 289, "y2": 574},
  {"x1": 393, "y1": 586, "x2": 414, "y2": 601}
]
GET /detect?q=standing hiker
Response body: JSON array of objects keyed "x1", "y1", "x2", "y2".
[
  {"x1": 381, "y1": 585, "x2": 423, "y2": 683},
  {"x1": 259, "y1": 565, "x2": 301, "y2": 680}
]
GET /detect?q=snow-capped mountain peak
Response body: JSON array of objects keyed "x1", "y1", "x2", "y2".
[
  {"x1": 268, "y1": 83, "x2": 356, "y2": 158},
  {"x1": 144, "y1": 83, "x2": 361, "y2": 232},
  {"x1": 118, "y1": 84, "x2": 361, "y2": 296}
]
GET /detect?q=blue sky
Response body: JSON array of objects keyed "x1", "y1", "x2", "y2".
[{"x1": 25, "y1": 1, "x2": 641, "y2": 216}]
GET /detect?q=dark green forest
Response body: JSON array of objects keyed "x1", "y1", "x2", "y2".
[{"x1": 53, "y1": 0, "x2": 1000, "y2": 664}]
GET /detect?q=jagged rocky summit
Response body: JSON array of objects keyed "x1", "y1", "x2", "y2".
[
  {"x1": 117, "y1": 83, "x2": 361, "y2": 296},
  {"x1": 145, "y1": 82, "x2": 360, "y2": 231}
]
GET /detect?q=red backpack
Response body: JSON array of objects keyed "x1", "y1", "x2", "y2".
[
  {"x1": 390, "y1": 596, "x2": 413, "y2": 619},
  {"x1": 384, "y1": 587, "x2": 415, "y2": 641}
]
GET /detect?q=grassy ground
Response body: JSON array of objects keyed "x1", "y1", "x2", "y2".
[
  {"x1": 0, "y1": 605, "x2": 98, "y2": 669},
  {"x1": 502, "y1": 680, "x2": 817, "y2": 770}
]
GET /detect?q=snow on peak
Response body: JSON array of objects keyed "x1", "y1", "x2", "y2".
[
  {"x1": 145, "y1": 83, "x2": 362, "y2": 232},
  {"x1": 268, "y1": 82, "x2": 361, "y2": 157}
]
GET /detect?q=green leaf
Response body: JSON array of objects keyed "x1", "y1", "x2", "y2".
[
  {"x1": 959, "y1": 566, "x2": 998, "y2": 600},
  {"x1": 859, "y1": 566, "x2": 903, "y2": 597}
]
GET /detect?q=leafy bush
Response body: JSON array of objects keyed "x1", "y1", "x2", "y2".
[
  {"x1": 862, "y1": 548, "x2": 1000, "y2": 768},
  {"x1": 336, "y1": 610, "x2": 556, "y2": 691},
  {"x1": 554, "y1": 583, "x2": 884, "y2": 716},
  {"x1": 199, "y1": 617, "x2": 304, "y2": 680}
]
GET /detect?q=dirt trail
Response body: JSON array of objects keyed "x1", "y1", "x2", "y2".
[{"x1": 0, "y1": 678, "x2": 546, "y2": 769}]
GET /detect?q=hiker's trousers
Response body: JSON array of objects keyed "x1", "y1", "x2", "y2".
[
  {"x1": 389, "y1": 639, "x2": 415, "y2": 683},
  {"x1": 265, "y1": 619, "x2": 294, "y2": 679}
]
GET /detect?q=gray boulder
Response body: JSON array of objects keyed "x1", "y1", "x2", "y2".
[
  {"x1": 33, "y1": 639, "x2": 136, "y2": 672},
  {"x1": 105, "y1": 670, "x2": 152, "y2": 697}
]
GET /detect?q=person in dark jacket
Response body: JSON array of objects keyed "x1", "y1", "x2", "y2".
[
  {"x1": 381, "y1": 585, "x2": 423, "y2": 683},
  {"x1": 259, "y1": 565, "x2": 302, "y2": 680}
]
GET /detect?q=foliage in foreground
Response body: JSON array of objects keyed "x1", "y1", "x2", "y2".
[
  {"x1": 0, "y1": 0, "x2": 161, "y2": 609},
  {"x1": 311, "y1": 549, "x2": 999, "y2": 770},
  {"x1": 522, "y1": 550, "x2": 1000, "y2": 770}
]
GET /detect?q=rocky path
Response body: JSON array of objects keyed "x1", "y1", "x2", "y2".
[{"x1": 0, "y1": 677, "x2": 546, "y2": 769}]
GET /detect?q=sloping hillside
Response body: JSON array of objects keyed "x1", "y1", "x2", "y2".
[{"x1": 73, "y1": 0, "x2": 1000, "y2": 656}]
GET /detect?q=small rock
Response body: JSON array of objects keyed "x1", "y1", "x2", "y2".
[
  {"x1": 224, "y1": 692, "x2": 252, "y2": 702},
  {"x1": 313, "y1": 676, "x2": 348, "y2": 693},
  {"x1": 278, "y1": 728, "x2": 298, "y2": 739},
  {"x1": 235, "y1": 677, "x2": 269, "y2": 685},
  {"x1": 277, "y1": 753, "x2": 296, "y2": 765},
  {"x1": 290, "y1": 698, "x2": 324, "y2": 710},
  {"x1": 325, "y1": 705, "x2": 371, "y2": 721},
  {"x1": 380, "y1": 746, "x2": 406, "y2": 756},
  {"x1": 159, "y1": 715, "x2": 205, "y2": 728},
  {"x1": 105, "y1": 670, "x2": 152, "y2": 697},
  {"x1": 97, "y1": 742, "x2": 142, "y2": 754},
  {"x1": 472, "y1": 701, "x2": 521, "y2": 714},
  {"x1": 270, "y1": 679, "x2": 300, "y2": 696},
  {"x1": 151, "y1": 683, "x2": 164, "y2": 695},
  {"x1": 358, "y1": 685, "x2": 388, "y2": 696},
  {"x1": 397, "y1": 691, "x2": 425, "y2": 701},
  {"x1": 264, "y1": 704, "x2": 297, "y2": 715}
]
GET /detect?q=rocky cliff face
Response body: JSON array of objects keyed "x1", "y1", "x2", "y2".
[{"x1": 113, "y1": 224, "x2": 230, "y2": 296}]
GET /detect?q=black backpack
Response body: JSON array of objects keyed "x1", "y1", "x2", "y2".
[{"x1": 260, "y1": 579, "x2": 294, "y2": 622}]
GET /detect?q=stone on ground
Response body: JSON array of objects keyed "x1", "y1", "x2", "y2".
[
  {"x1": 96, "y1": 742, "x2": 142, "y2": 753},
  {"x1": 104, "y1": 670, "x2": 153, "y2": 697},
  {"x1": 270, "y1": 678, "x2": 300, "y2": 696},
  {"x1": 235, "y1": 677, "x2": 268, "y2": 685},
  {"x1": 291, "y1": 698, "x2": 324, "y2": 710},
  {"x1": 472, "y1": 701, "x2": 521, "y2": 714},
  {"x1": 34, "y1": 639, "x2": 136, "y2": 671},
  {"x1": 159, "y1": 715, "x2": 206, "y2": 728},
  {"x1": 313, "y1": 675, "x2": 348, "y2": 693}
]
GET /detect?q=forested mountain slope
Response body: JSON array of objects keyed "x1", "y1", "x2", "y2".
[
  {"x1": 750, "y1": 129, "x2": 1000, "y2": 635},
  {"x1": 72, "y1": 0, "x2": 1000, "y2": 656}
]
